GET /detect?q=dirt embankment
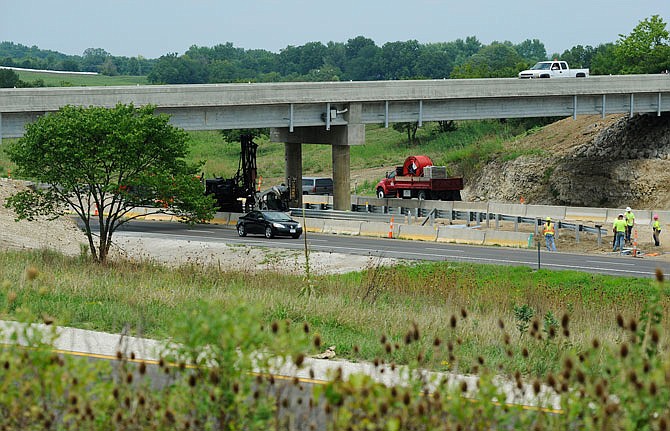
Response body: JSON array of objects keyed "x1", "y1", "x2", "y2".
[{"x1": 466, "y1": 113, "x2": 670, "y2": 210}]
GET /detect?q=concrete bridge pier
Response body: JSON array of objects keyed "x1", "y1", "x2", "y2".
[
  {"x1": 271, "y1": 103, "x2": 365, "y2": 211},
  {"x1": 284, "y1": 142, "x2": 303, "y2": 208}
]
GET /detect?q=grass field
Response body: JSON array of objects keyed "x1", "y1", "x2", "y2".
[
  {"x1": 1, "y1": 249, "x2": 665, "y2": 378},
  {"x1": 15, "y1": 69, "x2": 148, "y2": 87}
]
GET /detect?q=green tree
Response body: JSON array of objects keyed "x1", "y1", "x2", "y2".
[
  {"x1": 590, "y1": 43, "x2": 619, "y2": 75},
  {"x1": 148, "y1": 53, "x2": 209, "y2": 84},
  {"x1": 344, "y1": 36, "x2": 383, "y2": 80},
  {"x1": 514, "y1": 39, "x2": 547, "y2": 63},
  {"x1": 393, "y1": 122, "x2": 420, "y2": 145},
  {"x1": 0, "y1": 68, "x2": 20, "y2": 87},
  {"x1": 5, "y1": 104, "x2": 216, "y2": 263},
  {"x1": 381, "y1": 40, "x2": 421, "y2": 79},
  {"x1": 451, "y1": 42, "x2": 523, "y2": 78},
  {"x1": 81, "y1": 47, "x2": 111, "y2": 73},
  {"x1": 413, "y1": 43, "x2": 455, "y2": 78},
  {"x1": 557, "y1": 45, "x2": 598, "y2": 69},
  {"x1": 614, "y1": 15, "x2": 670, "y2": 74}
]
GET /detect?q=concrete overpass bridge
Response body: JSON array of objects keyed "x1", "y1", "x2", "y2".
[{"x1": 1, "y1": 75, "x2": 670, "y2": 209}]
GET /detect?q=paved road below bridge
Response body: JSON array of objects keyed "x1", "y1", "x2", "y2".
[{"x1": 112, "y1": 219, "x2": 670, "y2": 279}]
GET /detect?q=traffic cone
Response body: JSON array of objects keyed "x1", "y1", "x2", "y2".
[
  {"x1": 633, "y1": 228, "x2": 638, "y2": 257},
  {"x1": 257, "y1": 176, "x2": 263, "y2": 192},
  {"x1": 388, "y1": 216, "x2": 394, "y2": 239},
  {"x1": 94, "y1": 205, "x2": 99, "y2": 216}
]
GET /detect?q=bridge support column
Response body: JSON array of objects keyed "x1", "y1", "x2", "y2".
[
  {"x1": 284, "y1": 142, "x2": 303, "y2": 209},
  {"x1": 270, "y1": 102, "x2": 365, "y2": 211},
  {"x1": 332, "y1": 145, "x2": 350, "y2": 210}
]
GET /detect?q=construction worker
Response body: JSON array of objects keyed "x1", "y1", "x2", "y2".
[
  {"x1": 624, "y1": 206, "x2": 635, "y2": 244},
  {"x1": 543, "y1": 217, "x2": 557, "y2": 251},
  {"x1": 613, "y1": 213, "x2": 627, "y2": 254},
  {"x1": 653, "y1": 214, "x2": 662, "y2": 246}
]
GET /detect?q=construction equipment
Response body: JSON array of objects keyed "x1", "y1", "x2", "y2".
[
  {"x1": 375, "y1": 155, "x2": 463, "y2": 201},
  {"x1": 204, "y1": 134, "x2": 289, "y2": 213}
]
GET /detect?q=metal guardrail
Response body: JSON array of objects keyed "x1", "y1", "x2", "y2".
[{"x1": 293, "y1": 202, "x2": 608, "y2": 245}]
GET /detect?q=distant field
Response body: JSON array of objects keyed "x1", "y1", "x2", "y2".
[{"x1": 16, "y1": 70, "x2": 148, "y2": 86}]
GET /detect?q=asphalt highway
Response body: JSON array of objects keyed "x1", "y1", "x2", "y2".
[{"x1": 114, "y1": 220, "x2": 670, "y2": 279}]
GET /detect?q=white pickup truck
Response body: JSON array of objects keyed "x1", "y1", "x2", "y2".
[{"x1": 518, "y1": 61, "x2": 589, "y2": 79}]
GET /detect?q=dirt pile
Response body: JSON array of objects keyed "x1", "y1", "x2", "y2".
[
  {"x1": 465, "y1": 113, "x2": 670, "y2": 210},
  {"x1": 0, "y1": 178, "x2": 88, "y2": 256}
]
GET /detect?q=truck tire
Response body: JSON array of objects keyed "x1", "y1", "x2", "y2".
[
  {"x1": 540, "y1": 74, "x2": 550, "y2": 78},
  {"x1": 377, "y1": 188, "x2": 386, "y2": 199}
]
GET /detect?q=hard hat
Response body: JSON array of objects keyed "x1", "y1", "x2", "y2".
[
  {"x1": 626, "y1": 207, "x2": 631, "y2": 212},
  {"x1": 546, "y1": 217, "x2": 551, "y2": 221},
  {"x1": 654, "y1": 214, "x2": 659, "y2": 219},
  {"x1": 618, "y1": 213, "x2": 624, "y2": 217}
]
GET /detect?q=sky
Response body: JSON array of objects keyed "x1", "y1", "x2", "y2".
[{"x1": 2, "y1": 0, "x2": 670, "y2": 59}]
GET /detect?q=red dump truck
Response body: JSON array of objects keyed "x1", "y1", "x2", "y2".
[{"x1": 375, "y1": 155, "x2": 463, "y2": 200}]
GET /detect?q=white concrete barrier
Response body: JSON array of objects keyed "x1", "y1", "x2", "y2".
[
  {"x1": 397, "y1": 224, "x2": 438, "y2": 241},
  {"x1": 360, "y1": 221, "x2": 397, "y2": 238},
  {"x1": 431, "y1": 200, "x2": 455, "y2": 212},
  {"x1": 489, "y1": 202, "x2": 526, "y2": 217},
  {"x1": 565, "y1": 207, "x2": 607, "y2": 223},
  {"x1": 484, "y1": 230, "x2": 533, "y2": 248},
  {"x1": 454, "y1": 201, "x2": 488, "y2": 212},
  {"x1": 525, "y1": 204, "x2": 566, "y2": 220},
  {"x1": 303, "y1": 195, "x2": 330, "y2": 205},
  {"x1": 356, "y1": 196, "x2": 387, "y2": 207},
  {"x1": 210, "y1": 212, "x2": 231, "y2": 225},
  {"x1": 605, "y1": 208, "x2": 624, "y2": 223},
  {"x1": 228, "y1": 212, "x2": 242, "y2": 226},
  {"x1": 301, "y1": 217, "x2": 325, "y2": 233},
  {"x1": 436, "y1": 227, "x2": 485, "y2": 245},
  {"x1": 633, "y1": 210, "x2": 653, "y2": 226},
  {"x1": 390, "y1": 198, "x2": 422, "y2": 210},
  {"x1": 323, "y1": 219, "x2": 362, "y2": 235}
]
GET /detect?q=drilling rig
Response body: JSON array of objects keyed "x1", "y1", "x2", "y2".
[{"x1": 204, "y1": 134, "x2": 289, "y2": 212}]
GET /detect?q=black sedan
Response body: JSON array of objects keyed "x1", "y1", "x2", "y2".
[{"x1": 236, "y1": 210, "x2": 303, "y2": 239}]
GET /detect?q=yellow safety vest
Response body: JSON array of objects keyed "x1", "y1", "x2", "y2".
[
  {"x1": 543, "y1": 222, "x2": 555, "y2": 236},
  {"x1": 625, "y1": 212, "x2": 635, "y2": 226},
  {"x1": 613, "y1": 219, "x2": 627, "y2": 232},
  {"x1": 653, "y1": 220, "x2": 661, "y2": 231}
]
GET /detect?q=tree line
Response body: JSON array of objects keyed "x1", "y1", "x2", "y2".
[{"x1": 1, "y1": 15, "x2": 668, "y2": 88}]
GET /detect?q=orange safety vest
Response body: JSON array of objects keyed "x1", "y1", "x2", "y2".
[{"x1": 543, "y1": 222, "x2": 555, "y2": 236}]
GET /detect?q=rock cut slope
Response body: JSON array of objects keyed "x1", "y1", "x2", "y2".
[{"x1": 466, "y1": 113, "x2": 670, "y2": 209}]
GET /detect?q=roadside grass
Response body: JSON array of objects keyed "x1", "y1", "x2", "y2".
[
  {"x1": 1, "y1": 248, "x2": 666, "y2": 378},
  {"x1": 1, "y1": 248, "x2": 669, "y2": 429}
]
